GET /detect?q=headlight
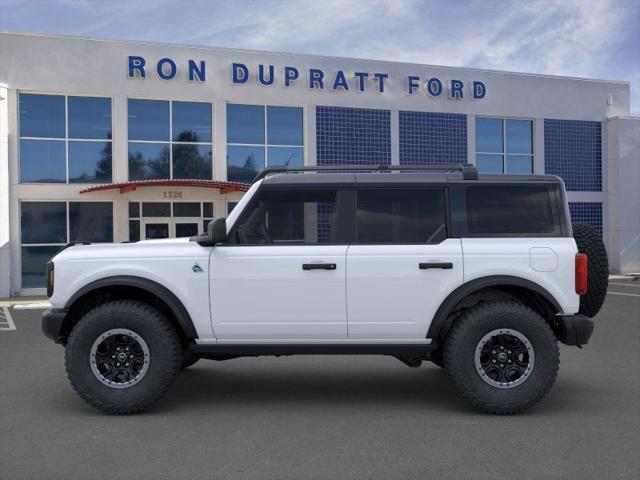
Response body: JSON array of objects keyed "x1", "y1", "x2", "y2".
[{"x1": 46, "y1": 261, "x2": 54, "y2": 297}]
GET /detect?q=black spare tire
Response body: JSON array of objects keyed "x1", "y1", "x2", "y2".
[{"x1": 573, "y1": 223, "x2": 608, "y2": 317}]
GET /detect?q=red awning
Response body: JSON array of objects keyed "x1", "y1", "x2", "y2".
[{"x1": 79, "y1": 179, "x2": 251, "y2": 194}]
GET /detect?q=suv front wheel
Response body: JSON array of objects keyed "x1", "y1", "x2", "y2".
[
  {"x1": 65, "y1": 300, "x2": 182, "y2": 414},
  {"x1": 444, "y1": 301, "x2": 559, "y2": 414}
]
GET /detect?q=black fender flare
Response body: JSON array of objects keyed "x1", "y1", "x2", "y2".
[
  {"x1": 426, "y1": 275, "x2": 562, "y2": 342},
  {"x1": 65, "y1": 275, "x2": 198, "y2": 338}
]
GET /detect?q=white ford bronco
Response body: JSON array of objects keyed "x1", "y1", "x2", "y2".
[{"x1": 42, "y1": 164, "x2": 608, "y2": 414}]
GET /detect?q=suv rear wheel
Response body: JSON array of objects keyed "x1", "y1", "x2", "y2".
[
  {"x1": 444, "y1": 301, "x2": 559, "y2": 414},
  {"x1": 65, "y1": 300, "x2": 182, "y2": 414}
]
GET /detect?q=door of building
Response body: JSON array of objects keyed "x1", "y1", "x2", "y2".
[{"x1": 141, "y1": 218, "x2": 202, "y2": 239}]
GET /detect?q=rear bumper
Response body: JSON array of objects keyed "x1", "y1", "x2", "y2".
[
  {"x1": 556, "y1": 314, "x2": 594, "y2": 346},
  {"x1": 42, "y1": 308, "x2": 68, "y2": 344}
]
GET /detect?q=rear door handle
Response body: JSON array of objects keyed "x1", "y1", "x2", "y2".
[
  {"x1": 419, "y1": 262, "x2": 453, "y2": 270},
  {"x1": 303, "y1": 263, "x2": 337, "y2": 271}
]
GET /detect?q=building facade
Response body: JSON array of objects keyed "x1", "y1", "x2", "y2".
[{"x1": 0, "y1": 32, "x2": 638, "y2": 297}]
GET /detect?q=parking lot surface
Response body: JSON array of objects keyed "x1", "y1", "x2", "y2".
[{"x1": 1, "y1": 280, "x2": 639, "y2": 480}]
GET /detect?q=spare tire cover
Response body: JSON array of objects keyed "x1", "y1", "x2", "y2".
[{"x1": 572, "y1": 223, "x2": 609, "y2": 317}]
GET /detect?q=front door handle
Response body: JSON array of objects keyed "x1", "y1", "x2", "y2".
[
  {"x1": 419, "y1": 262, "x2": 453, "y2": 270},
  {"x1": 302, "y1": 263, "x2": 337, "y2": 271}
]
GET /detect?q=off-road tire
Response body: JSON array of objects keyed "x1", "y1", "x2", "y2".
[
  {"x1": 572, "y1": 223, "x2": 608, "y2": 317},
  {"x1": 65, "y1": 300, "x2": 182, "y2": 414},
  {"x1": 444, "y1": 301, "x2": 559, "y2": 414}
]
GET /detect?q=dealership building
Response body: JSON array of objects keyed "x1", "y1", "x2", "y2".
[{"x1": 0, "y1": 31, "x2": 638, "y2": 296}]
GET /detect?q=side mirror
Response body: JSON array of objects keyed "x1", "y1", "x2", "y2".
[{"x1": 207, "y1": 218, "x2": 227, "y2": 244}]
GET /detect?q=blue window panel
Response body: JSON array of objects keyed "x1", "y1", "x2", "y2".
[
  {"x1": 506, "y1": 155, "x2": 533, "y2": 174},
  {"x1": 128, "y1": 99, "x2": 169, "y2": 141},
  {"x1": 400, "y1": 111, "x2": 467, "y2": 165},
  {"x1": 267, "y1": 146, "x2": 304, "y2": 168},
  {"x1": 128, "y1": 142, "x2": 170, "y2": 180},
  {"x1": 475, "y1": 117, "x2": 502, "y2": 153},
  {"x1": 21, "y1": 202, "x2": 67, "y2": 244},
  {"x1": 316, "y1": 106, "x2": 391, "y2": 166},
  {"x1": 172, "y1": 144, "x2": 212, "y2": 180},
  {"x1": 476, "y1": 154, "x2": 503, "y2": 173},
  {"x1": 68, "y1": 141, "x2": 112, "y2": 183},
  {"x1": 506, "y1": 119, "x2": 532, "y2": 154},
  {"x1": 569, "y1": 202, "x2": 603, "y2": 236},
  {"x1": 172, "y1": 101, "x2": 212, "y2": 143},
  {"x1": 69, "y1": 202, "x2": 113, "y2": 242},
  {"x1": 227, "y1": 104, "x2": 265, "y2": 144},
  {"x1": 544, "y1": 119, "x2": 602, "y2": 191},
  {"x1": 227, "y1": 145, "x2": 265, "y2": 183},
  {"x1": 267, "y1": 106, "x2": 303, "y2": 146},
  {"x1": 68, "y1": 96, "x2": 112, "y2": 139},
  {"x1": 20, "y1": 139, "x2": 66, "y2": 183},
  {"x1": 19, "y1": 93, "x2": 65, "y2": 138},
  {"x1": 21, "y1": 246, "x2": 63, "y2": 288}
]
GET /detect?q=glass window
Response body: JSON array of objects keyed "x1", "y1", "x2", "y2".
[
  {"x1": 21, "y1": 246, "x2": 63, "y2": 288},
  {"x1": 68, "y1": 141, "x2": 112, "y2": 183},
  {"x1": 19, "y1": 139, "x2": 66, "y2": 183},
  {"x1": 176, "y1": 223, "x2": 199, "y2": 237},
  {"x1": 227, "y1": 104, "x2": 304, "y2": 182},
  {"x1": 267, "y1": 106, "x2": 303, "y2": 145},
  {"x1": 172, "y1": 102, "x2": 212, "y2": 143},
  {"x1": 128, "y1": 99, "x2": 169, "y2": 141},
  {"x1": 69, "y1": 202, "x2": 113, "y2": 242},
  {"x1": 234, "y1": 190, "x2": 337, "y2": 244},
  {"x1": 476, "y1": 118, "x2": 533, "y2": 174},
  {"x1": 357, "y1": 189, "x2": 447, "y2": 244},
  {"x1": 129, "y1": 202, "x2": 140, "y2": 218},
  {"x1": 267, "y1": 147, "x2": 304, "y2": 168},
  {"x1": 145, "y1": 223, "x2": 169, "y2": 239},
  {"x1": 129, "y1": 220, "x2": 140, "y2": 242},
  {"x1": 203, "y1": 202, "x2": 213, "y2": 218},
  {"x1": 466, "y1": 186, "x2": 555, "y2": 234},
  {"x1": 128, "y1": 142, "x2": 170, "y2": 180},
  {"x1": 227, "y1": 104, "x2": 264, "y2": 144},
  {"x1": 68, "y1": 96, "x2": 112, "y2": 139},
  {"x1": 21, "y1": 202, "x2": 67, "y2": 244},
  {"x1": 172, "y1": 144, "x2": 212, "y2": 179},
  {"x1": 19, "y1": 94, "x2": 65, "y2": 138},
  {"x1": 227, "y1": 146, "x2": 265, "y2": 183},
  {"x1": 142, "y1": 202, "x2": 171, "y2": 217},
  {"x1": 173, "y1": 203, "x2": 201, "y2": 217},
  {"x1": 227, "y1": 202, "x2": 238, "y2": 214}
]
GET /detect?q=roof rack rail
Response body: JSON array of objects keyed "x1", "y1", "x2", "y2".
[{"x1": 252, "y1": 163, "x2": 478, "y2": 183}]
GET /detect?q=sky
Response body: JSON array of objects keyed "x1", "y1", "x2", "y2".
[{"x1": 1, "y1": 0, "x2": 639, "y2": 114}]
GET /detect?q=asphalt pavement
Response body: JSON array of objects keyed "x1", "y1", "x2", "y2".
[{"x1": 1, "y1": 280, "x2": 639, "y2": 480}]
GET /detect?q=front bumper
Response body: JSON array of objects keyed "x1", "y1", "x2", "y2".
[
  {"x1": 42, "y1": 308, "x2": 69, "y2": 344},
  {"x1": 556, "y1": 314, "x2": 594, "y2": 346}
]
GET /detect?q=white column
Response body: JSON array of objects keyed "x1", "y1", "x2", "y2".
[
  {"x1": 466, "y1": 115, "x2": 475, "y2": 165},
  {"x1": 306, "y1": 105, "x2": 316, "y2": 166},
  {"x1": 533, "y1": 118, "x2": 545, "y2": 174},
  {"x1": 390, "y1": 109, "x2": 399, "y2": 165},
  {"x1": 0, "y1": 83, "x2": 10, "y2": 297},
  {"x1": 214, "y1": 101, "x2": 227, "y2": 180}
]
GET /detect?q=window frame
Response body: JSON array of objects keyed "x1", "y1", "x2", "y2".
[
  {"x1": 226, "y1": 103, "x2": 306, "y2": 182},
  {"x1": 475, "y1": 116, "x2": 534, "y2": 174},
  {"x1": 353, "y1": 187, "x2": 451, "y2": 245},
  {"x1": 18, "y1": 92, "x2": 114, "y2": 184},
  {"x1": 128, "y1": 201, "x2": 214, "y2": 241},
  {"x1": 127, "y1": 98, "x2": 214, "y2": 181}
]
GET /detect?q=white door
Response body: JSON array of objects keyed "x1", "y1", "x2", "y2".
[
  {"x1": 210, "y1": 188, "x2": 347, "y2": 340},
  {"x1": 346, "y1": 188, "x2": 463, "y2": 340}
]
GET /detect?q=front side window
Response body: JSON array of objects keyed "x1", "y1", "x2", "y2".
[
  {"x1": 128, "y1": 99, "x2": 213, "y2": 180},
  {"x1": 20, "y1": 202, "x2": 113, "y2": 288},
  {"x1": 466, "y1": 186, "x2": 555, "y2": 234},
  {"x1": 19, "y1": 93, "x2": 112, "y2": 183},
  {"x1": 356, "y1": 189, "x2": 447, "y2": 244},
  {"x1": 476, "y1": 118, "x2": 533, "y2": 174},
  {"x1": 227, "y1": 104, "x2": 304, "y2": 183},
  {"x1": 233, "y1": 190, "x2": 336, "y2": 245}
]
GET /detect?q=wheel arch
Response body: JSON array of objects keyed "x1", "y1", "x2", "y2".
[
  {"x1": 60, "y1": 276, "x2": 198, "y2": 343},
  {"x1": 427, "y1": 275, "x2": 562, "y2": 343}
]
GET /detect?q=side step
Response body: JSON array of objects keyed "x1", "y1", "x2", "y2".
[{"x1": 191, "y1": 343, "x2": 436, "y2": 358}]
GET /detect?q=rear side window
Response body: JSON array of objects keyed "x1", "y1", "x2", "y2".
[
  {"x1": 466, "y1": 186, "x2": 555, "y2": 234},
  {"x1": 356, "y1": 189, "x2": 447, "y2": 243}
]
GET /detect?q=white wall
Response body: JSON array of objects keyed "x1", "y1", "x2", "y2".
[{"x1": 0, "y1": 83, "x2": 10, "y2": 297}]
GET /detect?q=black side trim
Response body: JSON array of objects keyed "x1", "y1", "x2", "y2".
[
  {"x1": 42, "y1": 308, "x2": 68, "y2": 344},
  {"x1": 191, "y1": 343, "x2": 435, "y2": 357},
  {"x1": 556, "y1": 314, "x2": 594, "y2": 346},
  {"x1": 65, "y1": 276, "x2": 198, "y2": 338},
  {"x1": 426, "y1": 275, "x2": 563, "y2": 341}
]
